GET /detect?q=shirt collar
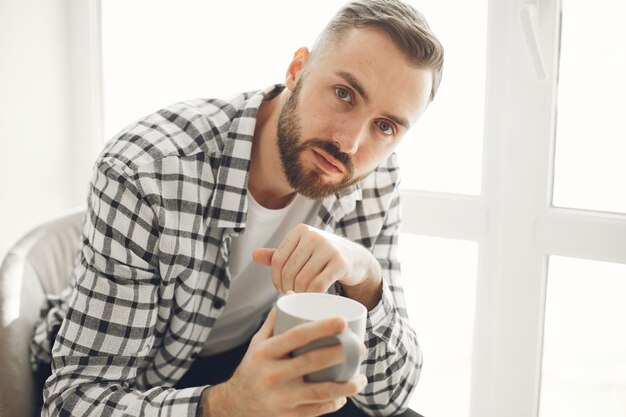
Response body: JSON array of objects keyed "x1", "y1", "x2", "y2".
[{"x1": 208, "y1": 84, "x2": 283, "y2": 229}]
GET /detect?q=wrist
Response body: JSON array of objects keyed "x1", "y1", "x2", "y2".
[
  {"x1": 343, "y1": 258, "x2": 382, "y2": 310},
  {"x1": 196, "y1": 387, "x2": 210, "y2": 417},
  {"x1": 203, "y1": 382, "x2": 233, "y2": 417}
]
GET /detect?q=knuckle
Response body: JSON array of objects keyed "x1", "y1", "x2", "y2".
[
  {"x1": 250, "y1": 348, "x2": 266, "y2": 363},
  {"x1": 309, "y1": 232, "x2": 324, "y2": 245},
  {"x1": 260, "y1": 369, "x2": 281, "y2": 386},
  {"x1": 346, "y1": 380, "x2": 361, "y2": 395},
  {"x1": 272, "y1": 250, "x2": 287, "y2": 265},
  {"x1": 329, "y1": 255, "x2": 348, "y2": 273},
  {"x1": 295, "y1": 223, "x2": 309, "y2": 233},
  {"x1": 293, "y1": 274, "x2": 311, "y2": 293},
  {"x1": 319, "y1": 398, "x2": 346, "y2": 415},
  {"x1": 303, "y1": 349, "x2": 325, "y2": 369},
  {"x1": 309, "y1": 280, "x2": 329, "y2": 294},
  {"x1": 334, "y1": 397, "x2": 348, "y2": 411},
  {"x1": 282, "y1": 263, "x2": 296, "y2": 279},
  {"x1": 322, "y1": 318, "x2": 339, "y2": 334},
  {"x1": 289, "y1": 327, "x2": 308, "y2": 347},
  {"x1": 312, "y1": 384, "x2": 332, "y2": 401}
]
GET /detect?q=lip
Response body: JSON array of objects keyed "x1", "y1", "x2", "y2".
[{"x1": 311, "y1": 148, "x2": 345, "y2": 174}]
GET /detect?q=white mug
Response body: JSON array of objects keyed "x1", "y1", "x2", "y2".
[{"x1": 274, "y1": 293, "x2": 366, "y2": 382}]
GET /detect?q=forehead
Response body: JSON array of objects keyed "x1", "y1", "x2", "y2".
[{"x1": 310, "y1": 26, "x2": 432, "y2": 123}]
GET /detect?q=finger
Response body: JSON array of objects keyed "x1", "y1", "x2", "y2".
[
  {"x1": 281, "y1": 241, "x2": 313, "y2": 293},
  {"x1": 271, "y1": 231, "x2": 302, "y2": 293},
  {"x1": 287, "y1": 398, "x2": 347, "y2": 417},
  {"x1": 264, "y1": 317, "x2": 346, "y2": 358},
  {"x1": 253, "y1": 308, "x2": 276, "y2": 342},
  {"x1": 306, "y1": 258, "x2": 346, "y2": 293},
  {"x1": 293, "y1": 250, "x2": 328, "y2": 293},
  {"x1": 280, "y1": 344, "x2": 345, "y2": 380},
  {"x1": 295, "y1": 375, "x2": 366, "y2": 404},
  {"x1": 252, "y1": 247, "x2": 275, "y2": 266},
  {"x1": 288, "y1": 398, "x2": 347, "y2": 417}
]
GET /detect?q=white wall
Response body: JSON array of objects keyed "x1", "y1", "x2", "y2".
[{"x1": 0, "y1": 0, "x2": 101, "y2": 260}]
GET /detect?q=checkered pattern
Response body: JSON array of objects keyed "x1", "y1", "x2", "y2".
[{"x1": 31, "y1": 84, "x2": 421, "y2": 416}]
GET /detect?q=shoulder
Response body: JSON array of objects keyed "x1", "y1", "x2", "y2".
[{"x1": 97, "y1": 93, "x2": 254, "y2": 174}]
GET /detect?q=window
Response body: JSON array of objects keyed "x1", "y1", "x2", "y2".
[
  {"x1": 552, "y1": 0, "x2": 626, "y2": 214},
  {"x1": 397, "y1": 0, "x2": 486, "y2": 195},
  {"x1": 540, "y1": 256, "x2": 626, "y2": 417},
  {"x1": 399, "y1": 234, "x2": 478, "y2": 416}
]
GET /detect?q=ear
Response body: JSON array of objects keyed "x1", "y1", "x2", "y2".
[{"x1": 285, "y1": 47, "x2": 310, "y2": 91}]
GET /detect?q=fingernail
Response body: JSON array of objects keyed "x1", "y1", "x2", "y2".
[
  {"x1": 360, "y1": 344, "x2": 367, "y2": 356},
  {"x1": 360, "y1": 374, "x2": 368, "y2": 388}
]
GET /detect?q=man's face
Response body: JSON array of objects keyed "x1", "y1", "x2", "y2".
[{"x1": 277, "y1": 26, "x2": 433, "y2": 199}]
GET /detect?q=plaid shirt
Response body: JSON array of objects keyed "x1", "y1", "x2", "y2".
[{"x1": 31, "y1": 84, "x2": 421, "y2": 416}]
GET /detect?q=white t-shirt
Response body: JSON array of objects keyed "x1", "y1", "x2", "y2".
[{"x1": 200, "y1": 191, "x2": 320, "y2": 356}]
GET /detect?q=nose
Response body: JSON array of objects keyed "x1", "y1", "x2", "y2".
[{"x1": 332, "y1": 121, "x2": 368, "y2": 155}]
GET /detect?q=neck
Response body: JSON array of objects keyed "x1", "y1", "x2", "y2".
[{"x1": 248, "y1": 89, "x2": 296, "y2": 209}]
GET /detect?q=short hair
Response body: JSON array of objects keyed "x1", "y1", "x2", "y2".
[{"x1": 312, "y1": 0, "x2": 444, "y2": 101}]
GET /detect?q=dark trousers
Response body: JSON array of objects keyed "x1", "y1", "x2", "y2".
[
  {"x1": 35, "y1": 344, "x2": 423, "y2": 417},
  {"x1": 175, "y1": 342, "x2": 423, "y2": 417}
]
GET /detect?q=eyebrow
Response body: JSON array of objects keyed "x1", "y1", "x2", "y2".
[
  {"x1": 336, "y1": 71, "x2": 410, "y2": 130},
  {"x1": 383, "y1": 113, "x2": 410, "y2": 130},
  {"x1": 337, "y1": 71, "x2": 369, "y2": 102}
]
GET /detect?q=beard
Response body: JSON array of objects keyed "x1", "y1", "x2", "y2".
[{"x1": 276, "y1": 79, "x2": 364, "y2": 199}]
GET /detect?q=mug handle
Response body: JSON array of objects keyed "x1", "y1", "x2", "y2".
[{"x1": 333, "y1": 329, "x2": 362, "y2": 381}]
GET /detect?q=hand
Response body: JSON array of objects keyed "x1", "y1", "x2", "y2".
[
  {"x1": 205, "y1": 308, "x2": 368, "y2": 417},
  {"x1": 252, "y1": 224, "x2": 382, "y2": 298}
]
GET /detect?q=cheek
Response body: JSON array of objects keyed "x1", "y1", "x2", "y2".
[
  {"x1": 301, "y1": 96, "x2": 345, "y2": 137},
  {"x1": 311, "y1": 116, "x2": 331, "y2": 135}
]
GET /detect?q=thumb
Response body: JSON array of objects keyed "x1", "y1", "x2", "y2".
[
  {"x1": 252, "y1": 247, "x2": 275, "y2": 266},
  {"x1": 256, "y1": 307, "x2": 276, "y2": 339}
]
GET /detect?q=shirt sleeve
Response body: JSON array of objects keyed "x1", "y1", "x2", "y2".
[
  {"x1": 42, "y1": 161, "x2": 204, "y2": 417},
  {"x1": 351, "y1": 188, "x2": 422, "y2": 416}
]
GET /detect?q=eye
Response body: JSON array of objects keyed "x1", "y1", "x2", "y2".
[
  {"x1": 377, "y1": 120, "x2": 395, "y2": 136},
  {"x1": 334, "y1": 86, "x2": 352, "y2": 103}
]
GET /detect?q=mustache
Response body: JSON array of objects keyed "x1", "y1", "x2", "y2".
[{"x1": 302, "y1": 139, "x2": 353, "y2": 172}]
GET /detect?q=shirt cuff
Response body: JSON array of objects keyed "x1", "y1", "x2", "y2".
[
  {"x1": 366, "y1": 280, "x2": 394, "y2": 332},
  {"x1": 163, "y1": 385, "x2": 207, "y2": 417}
]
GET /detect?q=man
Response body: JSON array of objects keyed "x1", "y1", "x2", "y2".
[{"x1": 31, "y1": 1, "x2": 444, "y2": 416}]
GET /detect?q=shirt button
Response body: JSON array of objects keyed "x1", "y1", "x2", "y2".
[{"x1": 212, "y1": 298, "x2": 225, "y2": 309}]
